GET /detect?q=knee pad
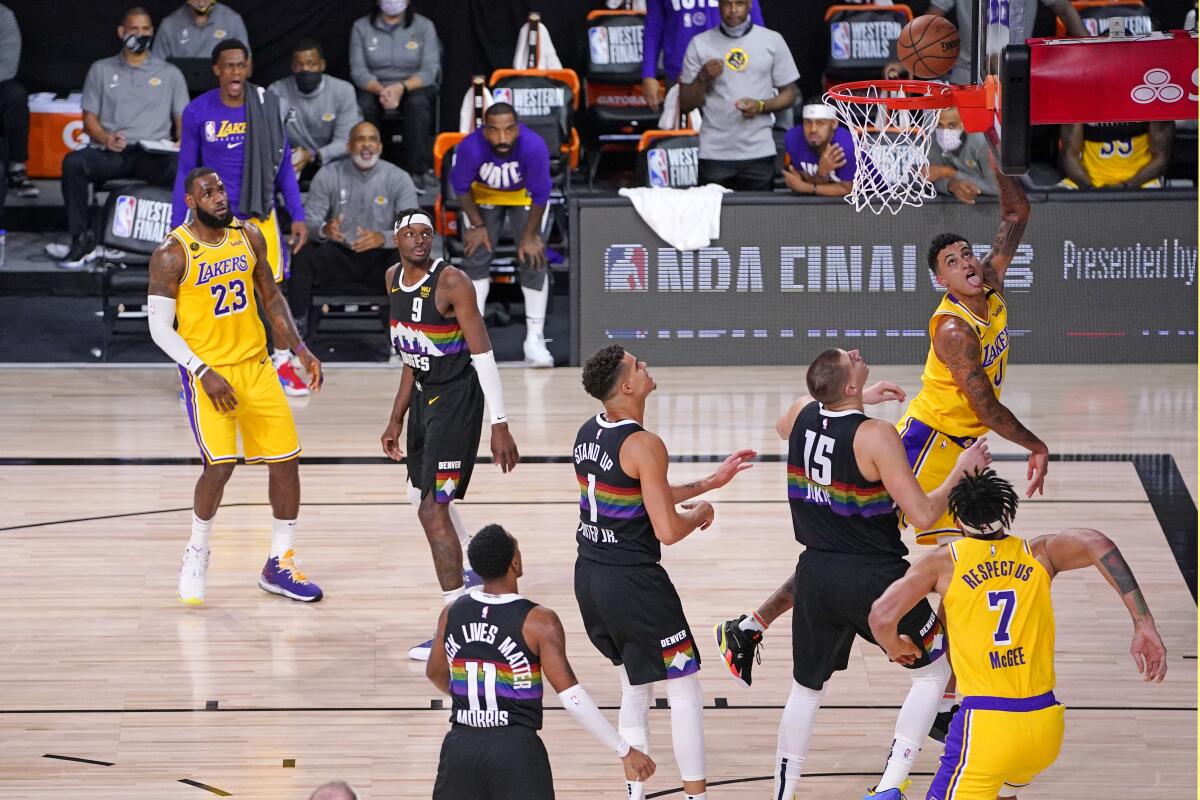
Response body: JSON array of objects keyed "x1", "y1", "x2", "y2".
[{"x1": 618, "y1": 665, "x2": 653, "y2": 751}]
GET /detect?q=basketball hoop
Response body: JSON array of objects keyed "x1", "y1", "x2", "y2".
[{"x1": 824, "y1": 79, "x2": 995, "y2": 215}]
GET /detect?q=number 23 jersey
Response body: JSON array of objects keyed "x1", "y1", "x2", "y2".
[{"x1": 171, "y1": 223, "x2": 265, "y2": 366}]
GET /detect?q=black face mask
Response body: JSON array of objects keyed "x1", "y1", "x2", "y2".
[
  {"x1": 123, "y1": 33, "x2": 153, "y2": 54},
  {"x1": 294, "y1": 70, "x2": 323, "y2": 95}
]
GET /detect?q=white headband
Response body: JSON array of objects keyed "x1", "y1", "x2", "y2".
[
  {"x1": 802, "y1": 103, "x2": 837, "y2": 120},
  {"x1": 960, "y1": 519, "x2": 1004, "y2": 536},
  {"x1": 394, "y1": 212, "x2": 434, "y2": 233}
]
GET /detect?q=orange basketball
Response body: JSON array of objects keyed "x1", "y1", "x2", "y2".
[{"x1": 896, "y1": 15, "x2": 961, "y2": 79}]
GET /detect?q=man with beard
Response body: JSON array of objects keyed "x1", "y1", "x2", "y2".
[
  {"x1": 449, "y1": 102, "x2": 555, "y2": 368},
  {"x1": 153, "y1": 0, "x2": 250, "y2": 61},
  {"x1": 148, "y1": 166, "x2": 324, "y2": 606},
  {"x1": 783, "y1": 103, "x2": 857, "y2": 198},
  {"x1": 268, "y1": 39, "x2": 361, "y2": 181},
  {"x1": 286, "y1": 121, "x2": 417, "y2": 337}
]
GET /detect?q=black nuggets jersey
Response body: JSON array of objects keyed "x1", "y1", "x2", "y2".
[
  {"x1": 389, "y1": 259, "x2": 472, "y2": 385},
  {"x1": 573, "y1": 413, "x2": 659, "y2": 566}
]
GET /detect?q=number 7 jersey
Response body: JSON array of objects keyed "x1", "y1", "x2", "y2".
[{"x1": 170, "y1": 223, "x2": 266, "y2": 366}]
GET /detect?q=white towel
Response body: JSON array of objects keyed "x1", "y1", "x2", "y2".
[
  {"x1": 513, "y1": 22, "x2": 562, "y2": 70},
  {"x1": 618, "y1": 184, "x2": 731, "y2": 251},
  {"x1": 657, "y1": 84, "x2": 702, "y2": 131},
  {"x1": 458, "y1": 84, "x2": 493, "y2": 133}
]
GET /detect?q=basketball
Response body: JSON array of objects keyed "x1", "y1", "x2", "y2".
[{"x1": 896, "y1": 15, "x2": 961, "y2": 79}]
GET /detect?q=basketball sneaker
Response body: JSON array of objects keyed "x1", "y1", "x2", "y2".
[
  {"x1": 929, "y1": 703, "x2": 960, "y2": 743},
  {"x1": 713, "y1": 615, "x2": 763, "y2": 687},
  {"x1": 275, "y1": 359, "x2": 311, "y2": 397},
  {"x1": 523, "y1": 335, "x2": 554, "y2": 368},
  {"x1": 259, "y1": 549, "x2": 323, "y2": 602},
  {"x1": 864, "y1": 780, "x2": 910, "y2": 799},
  {"x1": 177, "y1": 544, "x2": 211, "y2": 605},
  {"x1": 408, "y1": 639, "x2": 434, "y2": 661}
]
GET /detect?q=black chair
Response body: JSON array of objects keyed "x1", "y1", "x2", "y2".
[
  {"x1": 822, "y1": 4, "x2": 914, "y2": 88},
  {"x1": 168, "y1": 57, "x2": 219, "y2": 97},
  {"x1": 635, "y1": 131, "x2": 699, "y2": 188}
]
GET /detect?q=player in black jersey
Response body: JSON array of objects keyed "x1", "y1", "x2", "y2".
[
  {"x1": 742, "y1": 349, "x2": 990, "y2": 800},
  {"x1": 575, "y1": 345, "x2": 755, "y2": 800},
  {"x1": 427, "y1": 524, "x2": 655, "y2": 799},
  {"x1": 380, "y1": 210, "x2": 521, "y2": 662}
]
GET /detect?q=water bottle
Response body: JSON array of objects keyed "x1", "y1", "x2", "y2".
[{"x1": 0, "y1": 229, "x2": 7, "y2": 269}]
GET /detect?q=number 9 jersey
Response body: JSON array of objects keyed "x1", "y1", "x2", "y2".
[{"x1": 171, "y1": 222, "x2": 266, "y2": 367}]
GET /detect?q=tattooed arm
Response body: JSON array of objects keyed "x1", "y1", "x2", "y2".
[
  {"x1": 669, "y1": 449, "x2": 757, "y2": 503},
  {"x1": 246, "y1": 221, "x2": 323, "y2": 391},
  {"x1": 933, "y1": 315, "x2": 1049, "y2": 495},
  {"x1": 1034, "y1": 528, "x2": 1167, "y2": 682},
  {"x1": 979, "y1": 149, "x2": 1031, "y2": 292}
]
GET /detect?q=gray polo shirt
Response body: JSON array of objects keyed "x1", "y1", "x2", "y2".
[
  {"x1": 0, "y1": 4, "x2": 19, "y2": 83},
  {"x1": 269, "y1": 74, "x2": 361, "y2": 165},
  {"x1": 349, "y1": 13, "x2": 441, "y2": 90},
  {"x1": 152, "y1": 3, "x2": 250, "y2": 61},
  {"x1": 930, "y1": 0, "x2": 1055, "y2": 84},
  {"x1": 931, "y1": 131, "x2": 999, "y2": 195},
  {"x1": 680, "y1": 24, "x2": 799, "y2": 161},
  {"x1": 81, "y1": 54, "x2": 190, "y2": 143},
  {"x1": 306, "y1": 157, "x2": 418, "y2": 250}
]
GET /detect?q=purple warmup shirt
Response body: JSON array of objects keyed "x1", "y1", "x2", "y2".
[
  {"x1": 449, "y1": 124, "x2": 552, "y2": 207},
  {"x1": 172, "y1": 89, "x2": 305, "y2": 225},
  {"x1": 643, "y1": 0, "x2": 764, "y2": 82},
  {"x1": 785, "y1": 124, "x2": 859, "y2": 183}
]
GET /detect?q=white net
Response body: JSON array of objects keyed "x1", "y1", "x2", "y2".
[{"x1": 824, "y1": 84, "x2": 946, "y2": 215}]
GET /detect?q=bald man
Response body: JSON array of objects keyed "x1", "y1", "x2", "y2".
[
  {"x1": 309, "y1": 781, "x2": 356, "y2": 800},
  {"x1": 286, "y1": 120, "x2": 419, "y2": 337}
]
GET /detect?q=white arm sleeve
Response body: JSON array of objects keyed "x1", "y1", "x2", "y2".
[
  {"x1": 558, "y1": 684, "x2": 631, "y2": 757},
  {"x1": 148, "y1": 294, "x2": 205, "y2": 374},
  {"x1": 470, "y1": 350, "x2": 507, "y2": 425}
]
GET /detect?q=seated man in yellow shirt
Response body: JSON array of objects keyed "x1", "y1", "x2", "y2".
[{"x1": 1058, "y1": 121, "x2": 1173, "y2": 189}]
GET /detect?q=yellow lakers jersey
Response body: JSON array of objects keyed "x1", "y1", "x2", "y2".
[
  {"x1": 905, "y1": 289, "x2": 1009, "y2": 438},
  {"x1": 1082, "y1": 133, "x2": 1151, "y2": 188},
  {"x1": 944, "y1": 535, "x2": 1056, "y2": 699},
  {"x1": 171, "y1": 223, "x2": 265, "y2": 367}
]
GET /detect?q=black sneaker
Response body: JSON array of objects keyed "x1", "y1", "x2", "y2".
[
  {"x1": 929, "y1": 703, "x2": 960, "y2": 743},
  {"x1": 7, "y1": 166, "x2": 38, "y2": 198},
  {"x1": 713, "y1": 615, "x2": 763, "y2": 687}
]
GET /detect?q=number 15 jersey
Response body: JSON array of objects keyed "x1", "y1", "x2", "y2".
[{"x1": 171, "y1": 223, "x2": 265, "y2": 366}]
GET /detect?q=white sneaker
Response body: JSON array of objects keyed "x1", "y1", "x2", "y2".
[
  {"x1": 407, "y1": 638, "x2": 433, "y2": 661},
  {"x1": 44, "y1": 242, "x2": 70, "y2": 259},
  {"x1": 523, "y1": 336, "x2": 554, "y2": 368},
  {"x1": 178, "y1": 544, "x2": 211, "y2": 605},
  {"x1": 46, "y1": 242, "x2": 105, "y2": 262}
]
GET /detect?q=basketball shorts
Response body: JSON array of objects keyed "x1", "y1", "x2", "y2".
[
  {"x1": 926, "y1": 693, "x2": 1064, "y2": 800},
  {"x1": 407, "y1": 373, "x2": 484, "y2": 503},
  {"x1": 574, "y1": 557, "x2": 701, "y2": 686},
  {"x1": 897, "y1": 414, "x2": 980, "y2": 545},
  {"x1": 178, "y1": 352, "x2": 301, "y2": 465},
  {"x1": 792, "y1": 549, "x2": 945, "y2": 690},
  {"x1": 433, "y1": 725, "x2": 554, "y2": 800},
  {"x1": 243, "y1": 209, "x2": 286, "y2": 282}
]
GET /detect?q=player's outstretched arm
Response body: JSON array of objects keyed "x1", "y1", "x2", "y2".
[
  {"x1": 425, "y1": 605, "x2": 453, "y2": 694},
  {"x1": 245, "y1": 222, "x2": 323, "y2": 391},
  {"x1": 1034, "y1": 528, "x2": 1167, "y2": 682},
  {"x1": 525, "y1": 607, "x2": 656, "y2": 780},
  {"x1": 669, "y1": 449, "x2": 756, "y2": 504},
  {"x1": 934, "y1": 316, "x2": 1048, "y2": 496},
  {"x1": 440, "y1": 266, "x2": 519, "y2": 473},
  {"x1": 869, "y1": 548, "x2": 954, "y2": 664},
  {"x1": 979, "y1": 149, "x2": 1030, "y2": 290},
  {"x1": 624, "y1": 431, "x2": 713, "y2": 544}
]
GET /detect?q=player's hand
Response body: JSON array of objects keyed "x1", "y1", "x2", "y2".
[
  {"x1": 863, "y1": 380, "x2": 906, "y2": 405},
  {"x1": 104, "y1": 131, "x2": 127, "y2": 152},
  {"x1": 708, "y1": 449, "x2": 756, "y2": 489},
  {"x1": 381, "y1": 419, "x2": 405, "y2": 461},
  {"x1": 323, "y1": 214, "x2": 347, "y2": 243},
  {"x1": 293, "y1": 147, "x2": 313, "y2": 175},
  {"x1": 463, "y1": 225, "x2": 492, "y2": 258},
  {"x1": 641, "y1": 77, "x2": 664, "y2": 112},
  {"x1": 699, "y1": 59, "x2": 724, "y2": 83},
  {"x1": 490, "y1": 422, "x2": 520, "y2": 474},
  {"x1": 1025, "y1": 445, "x2": 1049, "y2": 497},
  {"x1": 351, "y1": 226, "x2": 386, "y2": 252},
  {"x1": 885, "y1": 634, "x2": 921, "y2": 666},
  {"x1": 734, "y1": 97, "x2": 761, "y2": 118},
  {"x1": 682, "y1": 500, "x2": 714, "y2": 530},
  {"x1": 948, "y1": 178, "x2": 982, "y2": 205},
  {"x1": 818, "y1": 143, "x2": 847, "y2": 178},
  {"x1": 782, "y1": 164, "x2": 811, "y2": 195},
  {"x1": 518, "y1": 234, "x2": 547, "y2": 271},
  {"x1": 199, "y1": 369, "x2": 237, "y2": 413},
  {"x1": 621, "y1": 747, "x2": 656, "y2": 781},
  {"x1": 955, "y1": 435, "x2": 992, "y2": 476},
  {"x1": 1130, "y1": 618, "x2": 1167, "y2": 683},
  {"x1": 295, "y1": 345, "x2": 323, "y2": 393},
  {"x1": 288, "y1": 220, "x2": 308, "y2": 254}
]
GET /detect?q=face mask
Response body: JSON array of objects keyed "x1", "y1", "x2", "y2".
[
  {"x1": 379, "y1": 0, "x2": 408, "y2": 16},
  {"x1": 352, "y1": 151, "x2": 380, "y2": 170},
  {"x1": 294, "y1": 70, "x2": 323, "y2": 94},
  {"x1": 189, "y1": 1, "x2": 214, "y2": 16},
  {"x1": 720, "y1": 17, "x2": 752, "y2": 37},
  {"x1": 123, "y1": 33, "x2": 153, "y2": 54},
  {"x1": 936, "y1": 128, "x2": 964, "y2": 151}
]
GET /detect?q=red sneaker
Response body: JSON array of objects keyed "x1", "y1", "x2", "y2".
[{"x1": 276, "y1": 359, "x2": 310, "y2": 397}]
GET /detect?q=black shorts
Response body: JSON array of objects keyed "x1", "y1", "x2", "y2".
[
  {"x1": 407, "y1": 373, "x2": 484, "y2": 503},
  {"x1": 792, "y1": 549, "x2": 944, "y2": 690},
  {"x1": 574, "y1": 557, "x2": 701, "y2": 686},
  {"x1": 433, "y1": 725, "x2": 553, "y2": 800}
]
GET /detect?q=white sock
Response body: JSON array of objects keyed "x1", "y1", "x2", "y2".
[
  {"x1": 775, "y1": 680, "x2": 825, "y2": 799},
  {"x1": 939, "y1": 692, "x2": 957, "y2": 713},
  {"x1": 272, "y1": 348, "x2": 292, "y2": 364},
  {"x1": 739, "y1": 612, "x2": 767, "y2": 633},
  {"x1": 521, "y1": 284, "x2": 549, "y2": 340},
  {"x1": 685, "y1": 794, "x2": 706, "y2": 800},
  {"x1": 270, "y1": 518, "x2": 296, "y2": 557},
  {"x1": 626, "y1": 780, "x2": 646, "y2": 800},
  {"x1": 877, "y1": 657, "x2": 951, "y2": 791},
  {"x1": 443, "y1": 584, "x2": 467, "y2": 604},
  {"x1": 472, "y1": 278, "x2": 491, "y2": 316},
  {"x1": 190, "y1": 513, "x2": 214, "y2": 550}
]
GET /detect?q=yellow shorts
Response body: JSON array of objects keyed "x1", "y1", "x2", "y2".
[
  {"x1": 244, "y1": 209, "x2": 285, "y2": 282},
  {"x1": 927, "y1": 696, "x2": 1064, "y2": 800},
  {"x1": 178, "y1": 352, "x2": 301, "y2": 465},
  {"x1": 896, "y1": 414, "x2": 980, "y2": 546}
]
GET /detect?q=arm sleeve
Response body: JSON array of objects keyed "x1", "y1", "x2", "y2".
[
  {"x1": 558, "y1": 685, "x2": 630, "y2": 756},
  {"x1": 318, "y1": 83, "x2": 360, "y2": 164},
  {"x1": 0, "y1": 8, "x2": 20, "y2": 83},
  {"x1": 470, "y1": 350, "x2": 508, "y2": 424},
  {"x1": 448, "y1": 136, "x2": 479, "y2": 196},
  {"x1": 275, "y1": 136, "x2": 306, "y2": 222},
  {"x1": 415, "y1": 19, "x2": 441, "y2": 88},
  {"x1": 522, "y1": 135, "x2": 553, "y2": 207},
  {"x1": 81, "y1": 63, "x2": 103, "y2": 116},
  {"x1": 304, "y1": 167, "x2": 332, "y2": 240},
  {"x1": 172, "y1": 104, "x2": 200, "y2": 226},
  {"x1": 349, "y1": 21, "x2": 375, "y2": 89},
  {"x1": 679, "y1": 38, "x2": 701, "y2": 84},
  {"x1": 641, "y1": 0, "x2": 664, "y2": 80},
  {"x1": 148, "y1": 295, "x2": 205, "y2": 373}
]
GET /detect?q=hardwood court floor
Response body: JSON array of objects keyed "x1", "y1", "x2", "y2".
[{"x1": 0, "y1": 364, "x2": 1194, "y2": 799}]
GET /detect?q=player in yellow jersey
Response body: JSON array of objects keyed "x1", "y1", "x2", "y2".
[
  {"x1": 148, "y1": 166, "x2": 324, "y2": 606},
  {"x1": 869, "y1": 469, "x2": 1167, "y2": 800}
]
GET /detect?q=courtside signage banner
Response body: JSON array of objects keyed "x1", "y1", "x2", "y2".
[{"x1": 573, "y1": 194, "x2": 1197, "y2": 365}]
